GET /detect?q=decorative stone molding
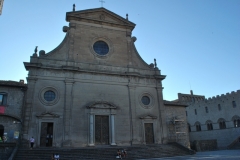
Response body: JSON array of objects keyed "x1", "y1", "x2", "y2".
[
  {"x1": 139, "y1": 114, "x2": 157, "y2": 119},
  {"x1": 86, "y1": 101, "x2": 118, "y2": 109},
  {"x1": 36, "y1": 112, "x2": 60, "y2": 118}
]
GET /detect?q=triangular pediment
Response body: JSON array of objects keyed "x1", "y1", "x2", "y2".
[
  {"x1": 36, "y1": 112, "x2": 60, "y2": 118},
  {"x1": 66, "y1": 8, "x2": 135, "y2": 30},
  {"x1": 139, "y1": 114, "x2": 157, "y2": 119},
  {"x1": 86, "y1": 101, "x2": 117, "y2": 109}
]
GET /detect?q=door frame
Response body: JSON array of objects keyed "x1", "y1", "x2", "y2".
[
  {"x1": 87, "y1": 101, "x2": 117, "y2": 146},
  {"x1": 140, "y1": 115, "x2": 157, "y2": 144},
  {"x1": 37, "y1": 120, "x2": 55, "y2": 147}
]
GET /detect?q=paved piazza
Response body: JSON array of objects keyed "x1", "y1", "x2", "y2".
[{"x1": 139, "y1": 150, "x2": 240, "y2": 160}]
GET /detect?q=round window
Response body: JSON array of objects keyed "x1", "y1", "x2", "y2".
[
  {"x1": 141, "y1": 96, "x2": 150, "y2": 105},
  {"x1": 93, "y1": 41, "x2": 109, "y2": 55},
  {"x1": 44, "y1": 90, "x2": 56, "y2": 102}
]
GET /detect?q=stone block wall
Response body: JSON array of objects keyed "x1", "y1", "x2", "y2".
[
  {"x1": 0, "y1": 81, "x2": 27, "y2": 142},
  {"x1": 165, "y1": 104, "x2": 190, "y2": 148}
]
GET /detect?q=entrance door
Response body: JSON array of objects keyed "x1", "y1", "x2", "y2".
[
  {"x1": 144, "y1": 123, "x2": 154, "y2": 144},
  {"x1": 40, "y1": 122, "x2": 53, "y2": 147},
  {"x1": 95, "y1": 115, "x2": 109, "y2": 145},
  {"x1": 0, "y1": 125, "x2": 3, "y2": 140}
]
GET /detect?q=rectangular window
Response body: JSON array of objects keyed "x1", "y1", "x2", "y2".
[
  {"x1": 218, "y1": 104, "x2": 221, "y2": 111},
  {"x1": 205, "y1": 107, "x2": 208, "y2": 113},
  {"x1": 0, "y1": 93, "x2": 7, "y2": 106},
  {"x1": 186, "y1": 111, "x2": 188, "y2": 116},
  {"x1": 232, "y1": 101, "x2": 236, "y2": 108},
  {"x1": 194, "y1": 109, "x2": 197, "y2": 115}
]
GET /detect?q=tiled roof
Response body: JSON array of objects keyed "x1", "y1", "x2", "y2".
[{"x1": 0, "y1": 80, "x2": 27, "y2": 88}]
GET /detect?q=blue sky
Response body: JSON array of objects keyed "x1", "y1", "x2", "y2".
[{"x1": 0, "y1": 0, "x2": 239, "y2": 100}]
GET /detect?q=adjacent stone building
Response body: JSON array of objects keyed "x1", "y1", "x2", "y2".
[
  {"x1": 178, "y1": 90, "x2": 240, "y2": 150},
  {"x1": 22, "y1": 7, "x2": 189, "y2": 148},
  {"x1": 0, "y1": 80, "x2": 27, "y2": 142}
]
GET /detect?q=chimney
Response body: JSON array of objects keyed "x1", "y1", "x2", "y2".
[
  {"x1": 19, "y1": 79, "x2": 24, "y2": 84},
  {"x1": 190, "y1": 90, "x2": 193, "y2": 95}
]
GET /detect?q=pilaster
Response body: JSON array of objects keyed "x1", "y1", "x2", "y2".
[
  {"x1": 63, "y1": 79, "x2": 74, "y2": 146},
  {"x1": 22, "y1": 77, "x2": 37, "y2": 140}
]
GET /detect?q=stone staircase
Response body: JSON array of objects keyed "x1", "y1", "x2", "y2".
[
  {"x1": 228, "y1": 136, "x2": 240, "y2": 150},
  {"x1": 230, "y1": 141, "x2": 240, "y2": 149},
  {"x1": 14, "y1": 144, "x2": 193, "y2": 160},
  {"x1": 0, "y1": 143, "x2": 16, "y2": 160}
]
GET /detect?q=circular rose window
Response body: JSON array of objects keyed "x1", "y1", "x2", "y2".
[
  {"x1": 44, "y1": 90, "x2": 56, "y2": 101},
  {"x1": 141, "y1": 96, "x2": 150, "y2": 105},
  {"x1": 93, "y1": 41, "x2": 109, "y2": 55},
  {"x1": 139, "y1": 93, "x2": 155, "y2": 109},
  {"x1": 39, "y1": 87, "x2": 59, "y2": 106}
]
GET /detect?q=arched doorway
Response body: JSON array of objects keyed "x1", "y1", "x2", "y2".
[{"x1": 0, "y1": 125, "x2": 4, "y2": 139}]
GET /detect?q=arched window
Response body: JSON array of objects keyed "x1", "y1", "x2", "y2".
[
  {"x1": 206, "y1": 120, "x2": 213, "y2": 130},
  {"x1": 218, "y1": 104, "x2": 221, "y2": 111},
  {"x1": 232, "y1": 115, "x2": 240, "y2": 128},
  {"x1": 218, "y1": 118, "x2": 226, "y2": 129},
  {"x1": 195, "y1": 122, "x2": 201, "y2": 131}
]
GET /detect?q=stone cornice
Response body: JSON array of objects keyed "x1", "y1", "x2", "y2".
[{"x1": 24, "y1": 62, "x2": 166, "y2": 79}]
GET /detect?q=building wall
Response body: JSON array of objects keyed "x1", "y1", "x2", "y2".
[
  {"x1": 0, "y1": 81, "x2": 26, "y2": 142},
  {"x1": 165, "y1": 105, "x2": 190, "y2": 148},
  {"x1": 180, "y1": 90, "x2": 240, "y2": 149}
]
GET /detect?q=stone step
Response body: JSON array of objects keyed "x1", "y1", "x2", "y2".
[{"x1": 14, "y1": 144, "x2": 192, "y2": 160}]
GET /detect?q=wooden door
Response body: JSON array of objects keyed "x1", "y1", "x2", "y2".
[
  {"x1": 145, "y1": 123, "x2": 154, "y2": 144},
  {"x1": 95, "y1": 115, "x2": 109, "y2": 145},
  {"x1": 40, "y1": 122, "x2": 53, "y2": 147}
]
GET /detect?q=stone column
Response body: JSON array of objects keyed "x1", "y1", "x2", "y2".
[
  {"x1": 89, "y1": 113, "x2": 94, "y2": 146},
  {"x1": 110, "y1": 114, "x2": 116, "y2": 145}
]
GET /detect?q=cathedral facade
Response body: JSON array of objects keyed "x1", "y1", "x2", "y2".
[{"x1": 22, "y1": 7, "x2": 189, "y2": 148}]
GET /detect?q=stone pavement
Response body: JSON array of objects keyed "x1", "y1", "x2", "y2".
[{"x1": 138, "y1": 150, "x2": 240, "y2": 160}]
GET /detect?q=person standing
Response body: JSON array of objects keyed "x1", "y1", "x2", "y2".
[{"x1": 30, "y1": 137, "x2": 35, "y2": 149}]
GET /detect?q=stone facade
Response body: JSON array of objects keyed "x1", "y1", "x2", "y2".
[
  {"x1": 0, "y1": 80, "x2": 27, "y2": 142},
  {"x1": 22, "y1": 7, "x2": 189, "y2": 148},
  {"x1": 178, "y1": 90, "x2": 240, "y2": 149}
]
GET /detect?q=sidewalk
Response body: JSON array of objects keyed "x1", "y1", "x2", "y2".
[{"x1": 138, "y1": 150, "x2": 240, "y2": 160}]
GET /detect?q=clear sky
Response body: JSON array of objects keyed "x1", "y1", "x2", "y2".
[{"x1": 0, "y1": 0, "x2": 239, "y2": 101}]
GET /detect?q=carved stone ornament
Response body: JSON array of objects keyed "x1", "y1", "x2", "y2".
[{"x1": 99, "y1": 14, "x2": 105, "y2": 20}]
